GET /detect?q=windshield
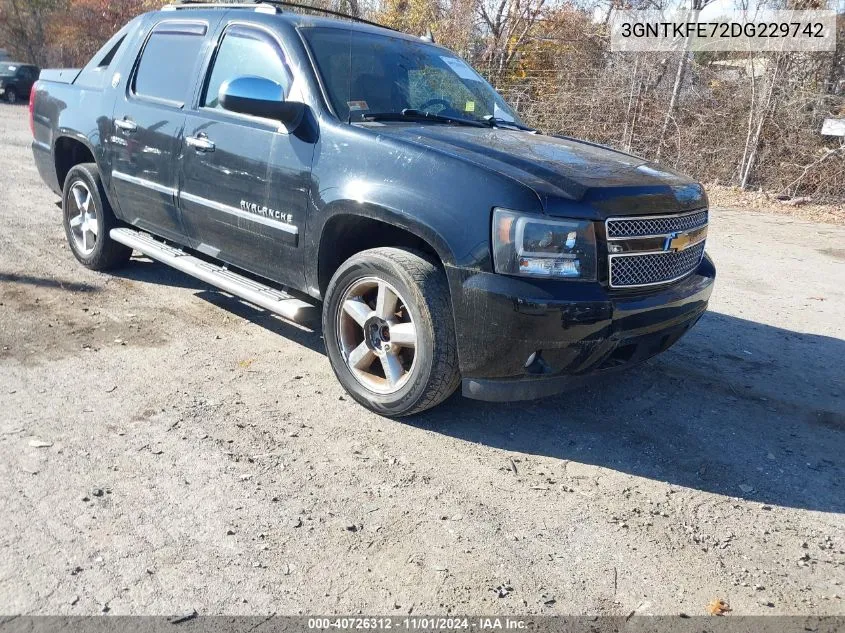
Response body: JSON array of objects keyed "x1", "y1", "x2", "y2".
[
  {"x1": 301, "y1": 27, "x2": 521, "y2": 125},
  {"x1": 0, "y1": 65, "x2": 18, "y2": 77}
]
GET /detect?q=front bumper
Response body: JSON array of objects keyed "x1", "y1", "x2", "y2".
[{"x1": 447, "y1": 253, "x2": 716, "y2": 402}]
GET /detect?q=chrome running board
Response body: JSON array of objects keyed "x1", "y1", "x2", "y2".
[{"x1": 110, "y1": 228, "x2": 317, "y2": 324}]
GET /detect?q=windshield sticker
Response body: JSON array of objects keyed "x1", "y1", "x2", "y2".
[
  {"x1": 347, "y1": 100, "x2": 369, "y2": 111},
  {"x1": 464, "y1": 101, "x2": 476, "y2": 112},
  {"x1": 440, "y1": 57, "x2": 478, "y2": 81}
]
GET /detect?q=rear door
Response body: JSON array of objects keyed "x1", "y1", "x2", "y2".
[
  {"x1": 178, "y1": 21, "x2": 313, "y2": 287},
  {"x1": 109, "y1": 19, "x2": 214, "y2": 243}
]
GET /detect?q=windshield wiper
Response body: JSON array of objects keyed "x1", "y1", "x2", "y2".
[
  {"x1": 482, "y1": 116, "x2": 538, "y2": 132},
  {"x1": 361, "y1": 109, "x2": 489, "y2": 128}
]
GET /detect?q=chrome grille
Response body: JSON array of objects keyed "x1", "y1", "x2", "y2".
[
  {"x1": 610, "y1": 241, "x2": 705, "y2": 288},
  {"x1": 606, "y1": 209, "x2": 708, "y2": 239}
]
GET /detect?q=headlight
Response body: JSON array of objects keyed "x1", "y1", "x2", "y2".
[{"x1": 492, "y1": 208, "x2": 597, "y2": 280}]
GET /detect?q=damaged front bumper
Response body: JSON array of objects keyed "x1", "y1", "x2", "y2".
[{"x1": 447, "y1": 253, "x2": 716, "y2": 402}]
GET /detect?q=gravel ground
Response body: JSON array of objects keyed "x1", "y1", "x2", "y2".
[{"x1": 0, "y1": 103, "x2": 843, "y2": 617}]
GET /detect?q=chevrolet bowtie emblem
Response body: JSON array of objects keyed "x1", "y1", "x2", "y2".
[
  {"x1": 664, "y1": 231, "x2": 692, "y2": 252},
  {"x1": 664, "y1": 225, "x2": 706, "y2": 252}
]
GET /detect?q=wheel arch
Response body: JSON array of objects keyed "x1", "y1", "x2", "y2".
[
  {"x1": 314, "y1": 204, "x2": 457, "y2": 299},
  {"x1": 53, "y1": 135, "x2": 98, "y2": 191}
]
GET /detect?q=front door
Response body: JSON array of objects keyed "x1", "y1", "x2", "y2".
[
  {"x1": 179, "y1": 23, "x2": 313, "y2": 287},
  {"x1": 17, "y1": 66, "x2": 37, "y2": 98},
  {"x1": 109, "y1": 19, "x2": 213, "y2": 242}
]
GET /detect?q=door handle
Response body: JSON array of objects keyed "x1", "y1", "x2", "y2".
[
  {"x1": 186, "y1": 135, "x2": 215, "y2": 153},
  {"x1": 115, "y1": 118, "x2": 137, "y2": 133}
]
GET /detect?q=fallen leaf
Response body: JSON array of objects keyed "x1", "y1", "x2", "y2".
[
  {"x1": 238, "y1": 358, "x2": 255, "y2": 369},
  {"x1": 707, "y1": 599, "x2": 732, "y2": 616}
]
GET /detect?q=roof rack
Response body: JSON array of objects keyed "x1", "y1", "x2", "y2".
[
  {"x1": 162, "y1": 2, "x2": 278, "y2": 12},
  {"x1": 163, "y1": 0, "x2": 399, "y2": 32}
]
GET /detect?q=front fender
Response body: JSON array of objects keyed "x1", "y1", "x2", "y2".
[
  {"x1": 305, "y1": 120, "x2": 544, "y2": 296},
  {"x1": 315, "y1": 194, "x2": 461, "y2": 262}
]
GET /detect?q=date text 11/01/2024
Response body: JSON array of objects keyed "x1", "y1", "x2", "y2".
[{"x1": 308, "y1": 617, "x2": 528, "y2": 629}]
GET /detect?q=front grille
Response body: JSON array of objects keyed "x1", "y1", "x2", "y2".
[
  {"x1": 610, "y1": 241, "x2": 705, "y2": 288},
  {"x1": 606, "y1": 209, "x2": 708, "y2": 239}
]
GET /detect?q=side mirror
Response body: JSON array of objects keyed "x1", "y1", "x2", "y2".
[{"x1": 219, "y1": 76, "x2": 304, "y2": 127}]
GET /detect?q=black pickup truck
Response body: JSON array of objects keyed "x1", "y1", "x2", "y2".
[
  {"x1": 1, "y1": 61, "x2": 39, "y2": 103},
  {"x1": 30, "y1": 1, "x2": 715, "y2": 416}
]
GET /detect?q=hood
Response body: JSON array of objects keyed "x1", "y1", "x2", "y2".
[{"x1": 370, "y1": 124, "x2": 707, "y2": 218}]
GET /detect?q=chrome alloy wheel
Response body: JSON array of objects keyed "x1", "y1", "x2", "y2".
[
  {"x1": 337, "y1": 277, "x2": 418, "y2": 394},
  {"x1": 67, "y1": 181, "x2": 98, "y2": 255}
]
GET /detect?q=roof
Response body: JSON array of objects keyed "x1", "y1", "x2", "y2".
[
  {"x1": 157, "y1": 2, "x2": 429, "y2": 43},
  {"x1": 278, "y1": 13, "x2": 429, "y2": 42}
]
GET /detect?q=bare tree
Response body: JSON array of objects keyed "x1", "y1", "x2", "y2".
[
  {"x1": 0, "y1": 0, "x2": 60, "y2": 65},
  {"x1": 655, "y1": 0, "x2": 713, "y2": 160},
  {"x1": 478, "y1": 0, "x2": 546, "y2": 82}
]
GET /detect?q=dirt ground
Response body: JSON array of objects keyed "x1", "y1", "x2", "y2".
[
  {"x1": 0, "y1": 103, "x2": 843, "y2": 617},
  {"x1": 706, "y1": 185, "x2": 845, "y2": 227}
]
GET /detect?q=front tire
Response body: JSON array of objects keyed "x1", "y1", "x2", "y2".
[
  {"x1": 323, "y1": 247, "x2": 460, "y2": 416},
  {"x1": 6, "y1": 89, "x2": 17, "y2": 104},
  {"x1": 62, "y1": 163, "x2": 132, "y2": 271}
]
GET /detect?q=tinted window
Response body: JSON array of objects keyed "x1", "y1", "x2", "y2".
[
  {"x1": 134, "y1": 23, "x2": 207, "y2": 105},
  {"x1": 202, "y1": 26, "x2": 291, "y2": 109}
]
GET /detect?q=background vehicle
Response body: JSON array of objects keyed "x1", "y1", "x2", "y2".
[
  {"x1": 0, "y1": 62, "x2": 39, "y2": 103},
  {"x1": 29, "y1": 1, "x2": 715, "y2": 416}
]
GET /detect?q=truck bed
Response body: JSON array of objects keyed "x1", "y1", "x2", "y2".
[{"x1": 37, "y1": 69, "x2": 81, "y2": 84}]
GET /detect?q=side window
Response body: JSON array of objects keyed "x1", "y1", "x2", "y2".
[
  {"x1": 133, "y1": 22, "x2": 207, "y2": 105},
  {"x1": 202, "y1": 25, "x2": 291, "y2": 110},
  {"x1": 98, "y1": 36, "x2": 126, "y2": 68}
]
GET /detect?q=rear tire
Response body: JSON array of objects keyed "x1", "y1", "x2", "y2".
[
  {"x1": 62, "y1": 163, "x2": 132, "y2": 271},
  {"x1": 323, "y1": 247, "x2": 460, "y2": 416}
]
